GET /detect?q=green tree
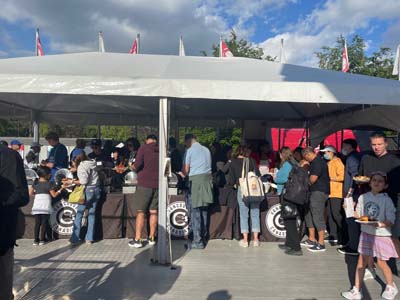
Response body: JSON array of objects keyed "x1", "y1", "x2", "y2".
[
  {"x1": 315, "y1": 35, "x2": 397, "y2": 79},
  {"x1": 203, "y1": 30, "x2": 276, "y2": 61}
]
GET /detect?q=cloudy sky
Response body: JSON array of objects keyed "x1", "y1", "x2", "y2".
[{"x1": 0, "y1": 0, "x2": 399, "y2": 67}]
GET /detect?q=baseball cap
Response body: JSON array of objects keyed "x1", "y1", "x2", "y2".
[
  {"x1": 320, "y1": 145, "x2": 337, "y2": 154},
  {"x1": 10, "y1": 139, "x2": 22, "y2": 146},
  {"x1": 91, "y1": 139, "x2": 102, "y2": 147}
]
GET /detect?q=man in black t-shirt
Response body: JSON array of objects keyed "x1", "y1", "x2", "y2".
[{"x1": 301, "y1": 147, "x2": 330, "y2": 253}]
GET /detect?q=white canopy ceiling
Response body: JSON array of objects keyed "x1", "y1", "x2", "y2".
[{"x1": 0, "y1": 52, "x2": 399, "y2": 130}]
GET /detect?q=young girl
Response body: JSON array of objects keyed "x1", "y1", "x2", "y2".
[
  {"x1": 342, "y1": 172, "x2": 398, "y2": 300},
  {"x1": 29, "y1": 166, "x2": 64, "y2": 245}
]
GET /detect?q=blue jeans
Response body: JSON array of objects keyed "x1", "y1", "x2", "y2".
[
  {"x1": 186, "y1": 192, "x2": 208, "y2": 245},
  {"x1": 237, "y1": 187, "x2": 260, "y2": 233},
  {"x1": 70, "y1": 186, "x2": 101, "y2": 243}
]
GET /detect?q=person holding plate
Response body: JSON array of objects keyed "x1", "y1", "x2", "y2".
[{"x1": 342, "y1": 172, "x2": 398, "y2": 300}]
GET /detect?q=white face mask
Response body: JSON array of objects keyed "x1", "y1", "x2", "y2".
[{"x1": 341, "y1": 149, "x2": 348, "y2": 156}]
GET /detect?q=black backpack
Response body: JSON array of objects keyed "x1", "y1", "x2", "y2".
[{"x1": 282, "y1": 163, "x2": 309, "y2": 205}]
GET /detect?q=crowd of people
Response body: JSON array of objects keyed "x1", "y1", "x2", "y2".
[{"x1": 2, "y1": 130, "x2": 400, "y2": 299}]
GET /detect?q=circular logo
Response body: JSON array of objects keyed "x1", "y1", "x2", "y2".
[
  {"x1": 265, "y1": 204, "x2": 286, "y2": 239},
  {"x1": 167, "y1": 201, "x2": 190, "y2": 237},
  {"x1": 50, "y1": 200, "x2": 78, "y2": 235}
]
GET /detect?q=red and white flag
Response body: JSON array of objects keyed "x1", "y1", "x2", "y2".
[
  {"x1": 220, "y1": 37, "x2": 233, "y2": 57},
  {"x1": 129, "y1": 39, "x2": 138, "y2": 54},
  {"x1": 342, "y1": 39, "x2": 349, "y2": 73},
  {"x1": 36, "y1": 29, "x2": 44, "y2": 56}
]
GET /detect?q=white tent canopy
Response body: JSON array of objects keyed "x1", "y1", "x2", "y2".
[
  {"x1": 0, "y1": 52, "x2": 399, "y2": 129},
  {"x1": 1, "y1": 52, "x2": 400, "y2": 263}
]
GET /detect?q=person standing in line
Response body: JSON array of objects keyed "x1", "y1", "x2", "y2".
[
  {"x1": 25, "y1": 142, "x2": 42, "y2": 170},
  {"x1": 275, "y1": 147, "x2": 303, "y2": 256},
  {"x1": 29, "y1": 166, "x2": 65, "y2": 246},
  {"x1": 0, "y1": 143, "x2": 29, "y2": 300},
  {"x1": 128, "y1": 135, "x2": 159, "y2": 248},
  {"x1": 69, "y1": 153, "x2": 101, "y2": 245},
  {"x1": 43, "y1": 132, "x2": 68, "y2": 181},
  {"x1": 338, "y1": 139, "x2": 361, "y2": 256},
  {"x1": 181, "y1": 134, "x2": 213, "y2": 249},
  {"x1": 227, "y1": 145, "x2": 261, "y2": 248},
  {"x1": 69, "y1": 139, "x2": 86, "y2": 163},
  {"x1": 301, "y1": 147, "x2": 330, "y2": 252},
  {"x1": 320, "y1": 145, "x2": 345, "y2": 246},
  {"x1": 341, "y1": 172, "x2": 398, "y2": 300}
]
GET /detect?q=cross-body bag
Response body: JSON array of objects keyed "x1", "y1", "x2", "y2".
[{"x1": 238, "y1": 158, "x2": 265, "y2": 206}]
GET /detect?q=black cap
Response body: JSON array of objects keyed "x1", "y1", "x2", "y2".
[
  {"x1": 45, "y1": 132, "x2": 59, "y2": 141},
  {"x1": 146, "y1": 134, "x2": 157, "y2": 141},
  {"x1": 91, "y1": 139, "x2": 102, "y2": 146},
  {"x1": 184, "y1": 133, "x2": 196, "y2": 141}
]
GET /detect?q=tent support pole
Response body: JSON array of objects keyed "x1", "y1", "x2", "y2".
[
  {"x1": 157, "y1": 97, "x2": 170, "y2": 265},
  {"x1": 33, "y1": 121, "x2": 40, "y2": 143},
  {"x1": 97, "y1": 125, "x2": 101, "y2": 139},
  {"x1": 32, "y1": 111, "x2": 40, "y2": 143}
]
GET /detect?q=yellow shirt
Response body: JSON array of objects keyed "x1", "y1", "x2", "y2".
[{"x1": 327, "y1": 157, "x2": 345, "y2": 198}]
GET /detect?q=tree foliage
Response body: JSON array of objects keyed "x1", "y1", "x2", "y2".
[
  {"x1": 204, "y1": 30, "x2": 276, "y2": 61},
  {"x1": 315, "y1": 35, "x2": 397, "y2": 79}
]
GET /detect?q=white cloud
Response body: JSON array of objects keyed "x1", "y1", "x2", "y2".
[
  {"x1": 0, "y1": 0, "x2": 299, "y2": 57},
  {"x1": 259, "y1": 0, "x2": 400, "y2": 66}
]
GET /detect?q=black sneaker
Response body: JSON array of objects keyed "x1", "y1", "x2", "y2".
[
  {"x1": 337, "y1": 247, "x2": 358, "y2": 256},
  {"x1": 128, "y1": 239, "x2": 144, "y2": 248},
  {"x1": 325, "y1": 235, "x2": 338, "y2": 243},
  {"x1": 284, "y1": 249, "x2": 303, "y2": 256},
  {"x1": 300, "y1": 239, "x2": 317, "y2": 248},
  {"x1": 308, "y1": 243, "x2": 326, "y2": 252},
  {"x1": 278, "y1": 244, "x2": 292, "y2": 251}
]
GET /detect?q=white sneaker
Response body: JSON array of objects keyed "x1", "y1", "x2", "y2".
[
  {"x1": 252, "y1": 240, "x2": 260, "y2": 248},
  {"x1": 239, "y1": 240, "x2": 248, "y2": 248},
  {"x1": 363, "y1": 268, "x2": 376, "y2": 280},
  {"x1": 341, "y1": 286, "x2": 363, "y2": 300},
  {"x1": 382, "y1": 283, "x2": 398, "y2": 300}
]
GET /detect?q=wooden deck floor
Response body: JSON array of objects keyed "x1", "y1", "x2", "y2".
[{"x1": 13, "y1": 239, "x2": 400, "y2": 300}]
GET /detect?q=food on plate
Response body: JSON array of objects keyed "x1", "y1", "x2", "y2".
[
  {"x1": 359, "y1": 215, "x2": 376, "y2": 222},
  {"x1": 353, "y1": 176, "x2": 370, "y2": 182}
]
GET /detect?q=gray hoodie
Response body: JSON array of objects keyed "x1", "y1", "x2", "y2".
[
  {"x1": 356, "y1": 192, "x2": 396, "y2": 237},
  {"x1": 77, "y1": 160, "x2": 99, "y2": 186}
]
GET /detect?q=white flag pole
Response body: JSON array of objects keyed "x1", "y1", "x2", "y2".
[
  {"x1": 35, "y1": 28, "x2": 39, "y2": 56},
  {"x1": 219, "y1": 35, "x2": 222, "y2": 58},
  {"x1": 279, "y1": 38, "x2": 286, "y2": 63},
  {"x1": 98, "y1": 31, "x2": 105, "y2": 53},
  {"x1": 393, "y1": 44, "x2": 400, "y2": 81},
  {"x1": 137, "y1": 33, "x2": 140, "y2": 54},
  {"x1": 179, "y1": 35, "x2": 185, "y2": 56}
]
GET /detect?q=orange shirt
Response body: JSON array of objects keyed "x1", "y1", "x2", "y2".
[{"x1": 327, "y1": 157, "x2": 345, "y2": 198}]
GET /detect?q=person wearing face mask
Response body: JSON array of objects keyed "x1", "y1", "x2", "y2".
[
  {"x1": 338, "y1": 139, "x2": 361, "y2": 256},
  {"x1": 320, "y1": 145, "x2": 345, "y2": 246}
]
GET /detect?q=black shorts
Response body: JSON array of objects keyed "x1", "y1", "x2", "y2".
[{"x1": 132, "y1": 186, "x2": 159, "y2": 212}]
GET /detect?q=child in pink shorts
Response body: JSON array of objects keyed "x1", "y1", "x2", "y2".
[{"x1": 342, "y1": 172, "x2": 398, "y2": 300}]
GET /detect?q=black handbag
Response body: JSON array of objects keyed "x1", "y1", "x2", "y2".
[{"x1": 280, "y1": 199, "x2": 299, "y2": 219}]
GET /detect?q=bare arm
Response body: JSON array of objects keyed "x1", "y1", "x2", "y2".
[{"x1": 309, "y1": 175, "x2": 318, "y2": 185}]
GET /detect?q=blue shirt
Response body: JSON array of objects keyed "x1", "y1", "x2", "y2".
[
  {"x1": 275, "y1": 161, "x2": 293, "y2": 195},
  {"x1": 185, "y1": 142, "x2": 211, "y2": 176},
  {"x1": 48, "y1": 143, "x2": 68, "y2": 170}
]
